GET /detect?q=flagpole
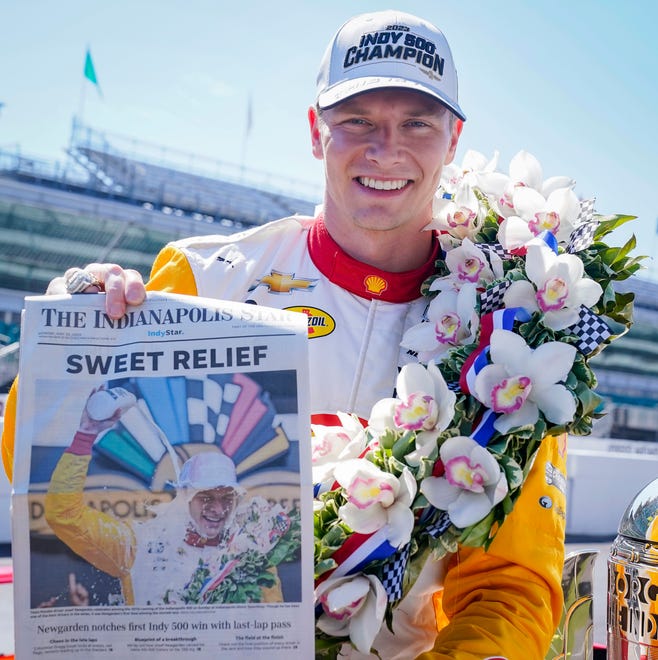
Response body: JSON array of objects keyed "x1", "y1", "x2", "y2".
[{"x1": 78, "y1": 68, "x2": 87, "y2": 128}]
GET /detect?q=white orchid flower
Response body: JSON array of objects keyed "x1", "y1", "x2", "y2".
[
  {"x1": 494, "y1": 150, "x2": 575, "y2": 219},
  {"x1": 503, "y1": 241, "x2": 603, "y2": 330},
  {"x1": 498, "y1": 186, "x2": 581, "y2": 251},
  {"x1": 420, "y1": 436, "x2": 508, "y2": 528},
  {"x1": 440, "y1": 149, "x2": 501, "y2": 192},
  {"x1": 509, "y1": 150, "x2": 544, "y2": 191},
  {"x1": 401, "y1": 284, "x2": 479, "y2": 363},
  {"x1": 316, "y1": 573, "x2": 387, "y2": 654},
  {"x1": 473, "y1": 329, "x2": 577, "y2": 434},
  {"x1": 429, "y1": 184, "x2": 484, "y2": 241},
  {"x1": 369, "y1": 362, "x2": 457, "y2": 466},
  {"x1": 440, "y1": 237, "x2": 502, "y2": 288},
  {"x1": 311, "y1": 412, "x2": 367, "y2": 490},
  {"x1": 333, "y1": 459, "x2": 416, "y2": 548}
]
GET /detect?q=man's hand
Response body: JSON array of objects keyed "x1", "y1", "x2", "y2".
[
  {"x1": 68, "y1": 572, "x2": 90, "y2": 607},
  {"x1": 36, "y1": 573, "x2": 89, "y2": 608},
  {"x1": 77, "y1": 387, "x2": 130, "y2": 435},
  {"x1": 47, "y1": 263, "x2": 146, "y2": 319}
]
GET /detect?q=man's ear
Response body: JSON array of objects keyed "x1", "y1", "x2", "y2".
[
  {"x1": 308, "y1": 106, "x2": 324, "y2": 161},
  {"x1": 445, "y1": 118, "x2": 464, "y2": 165}
]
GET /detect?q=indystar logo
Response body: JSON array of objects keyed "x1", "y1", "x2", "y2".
[
  {"x1": 285, "y1": 306, "x2": 335, "y2": 339},
  {"x1": 248, "y1": 270, "x2": 318, "y2": 294}
]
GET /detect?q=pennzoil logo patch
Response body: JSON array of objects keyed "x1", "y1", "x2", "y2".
[
  {"x1": 285, "y1": 306, "x2": 335, "y2": 339},
  {"x1": 248, "y1": 270, "x2": 318, "y2": 294}
]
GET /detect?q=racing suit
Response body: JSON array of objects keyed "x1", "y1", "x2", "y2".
[{"x1": 2, "y1": 214, "x2": 567, "y2": 659}]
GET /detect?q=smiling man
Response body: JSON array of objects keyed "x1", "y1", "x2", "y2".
[
  {"x1": 3, "y1": 9, "x2": 567, "y2": 659},
  {"x1": 310, "y1": 89, "x2": 460, "y2": 272},
  {"x1": 187, "y1": 487, "x2": 239, "y2": 541}
]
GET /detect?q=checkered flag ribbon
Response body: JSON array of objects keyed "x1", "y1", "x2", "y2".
[
  {"x1": 379, "y1": 543, "x2": 410, "y2": 604},
  {"x1": 576, "y1": 197, "x2": 596, "y2": 224},
  {"x1": 479, "y1": 279, "x2": 511, "y2": 315},
  {"x1": 426, "y1": 511, "x2": 452, "y2": 538},
  {"x1": 479, "y1": 242, "x2": 513, "y2": 263},
  {"x1": 567, "y1": 198, "x2": 598, "y2": 253},
  {"x1": 569, "y1": 305, "x2": 612, "y2": 355}
]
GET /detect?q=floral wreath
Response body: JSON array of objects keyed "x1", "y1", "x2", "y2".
[
  {"x1": 175, "y1": 497, "x2": 301, "y2": 605},
  {"x1": 312, "y1": 150, "x2": 644, "y2": 656}
]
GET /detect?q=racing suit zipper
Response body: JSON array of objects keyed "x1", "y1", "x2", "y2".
[{"x1": 347, "y1": 299, "x2": 380, "y2": 413}]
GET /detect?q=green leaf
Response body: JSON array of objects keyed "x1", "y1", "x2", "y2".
[
  {"x1": 498, "y1": 454, "x2": 524, "y2": 489},
  {"x1": 594, "y1": 214, "x2": 638, "y2": 239},
  {"x1": 391, "y1": 431, "x2": 417, "y2": 461},
  {"x1": 459, "y1": 510, "x2": 496, "y2": 547},
  {"x1": 315, "y1": 558, "x2": 337, "y2": 579}
]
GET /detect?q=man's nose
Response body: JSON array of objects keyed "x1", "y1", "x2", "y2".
[
  {"x1": 204, "y1": 498, "x2": 225, "y2": 514},
  {"x1": 364, "y1": 126, "x2": 403, "y2": 167}
]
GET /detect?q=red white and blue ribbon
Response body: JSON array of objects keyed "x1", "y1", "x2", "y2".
[
  {"x1": 315, "y1": 525, "x2": 397, "y2": 587},
  {"x1": 459, "y1": 307, "x2": 531, "y2": 396},
  {"x1": 458, "y1": 306, "x2": 531, "y2": 446},
  {"x1": 314, "y1": 527, "x2": 399, "y2": 618},
  {"x1": 199, "y1": 559, "x2": 239, "y2": 602},
  {"x1": 471, "y1": 408, "x2": 498, "y2": 446}
]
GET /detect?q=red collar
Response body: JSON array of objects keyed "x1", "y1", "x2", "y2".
[
  {"x1": 184, "y1": 527, "x2": 222, "y2": 548},
  {"x1": 307, "y1": 217, "x2": 440, "y2": 303}
]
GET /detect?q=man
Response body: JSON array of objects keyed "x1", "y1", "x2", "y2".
[
  {"x1": 3, "y1": 10, "x2": 567, "y2": 658},
  {"x1": 45, "y1": 387, "x2": 285, "y2": 606}
]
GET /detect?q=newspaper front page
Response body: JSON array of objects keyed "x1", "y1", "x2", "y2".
[{"x1": 12, "y1": 292, "x2": 314, "y2": 659}]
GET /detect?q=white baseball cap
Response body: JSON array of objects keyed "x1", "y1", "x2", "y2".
[
  {"x1": 176, "y1": 452, "x2": 244, "y2": 493},
  {"x1": 316, "y1": 10, "x2": 465, "y2": 121}
]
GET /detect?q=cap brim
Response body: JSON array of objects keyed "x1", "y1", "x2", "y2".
[{"x1": 317, "y1": 76, "x2": 466, "y2": 121}]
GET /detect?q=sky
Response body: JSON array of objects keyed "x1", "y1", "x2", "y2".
[{"x1": 1, "y1": 0, "x2": 657, "y2": 279}]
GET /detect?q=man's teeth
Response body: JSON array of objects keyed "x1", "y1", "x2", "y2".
[{"x1": 358, "y1": 177, "x2": 409, "y2": 190}]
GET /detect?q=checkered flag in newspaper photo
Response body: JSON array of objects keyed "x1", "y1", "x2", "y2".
[{"x1": 567, "y1": 198, "x2": 598, "y2": 253}]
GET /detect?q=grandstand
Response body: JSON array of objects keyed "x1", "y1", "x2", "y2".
[
  {"x1": 0, "y1": 119, "x2": 319, "y2": 394},
  {"x1": 0, "y1": 119, "x2": 318, "y2": 294},
  {"x1": 0, "y1": 119, "x2": 657, "y2": 446}
]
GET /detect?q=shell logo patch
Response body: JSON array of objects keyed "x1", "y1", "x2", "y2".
[
  {"x1": 285, "y1": 306, "x2": 335, "y2": 339},
  {"x1": 364, "y1": 275, "x2": 388, "y2": 295}
]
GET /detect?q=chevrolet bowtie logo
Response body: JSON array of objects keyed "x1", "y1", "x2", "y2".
[{"x1": 248, "y1": 270, "x2": 318, "y2": 294}]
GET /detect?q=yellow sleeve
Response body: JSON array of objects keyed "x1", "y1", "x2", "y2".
[
  {"x1": 419, "y1": 434, "x2": 567, "y2": 660},
  {"x1": 146, "y1": 244, "x2": 199, "y2": 295},
  {"x1": 45, "y1": 452, "x2": 137, "y2": 578},
  {"x1": 1, "y1": 377, "x2": 18, "y2": 481},
  {"x1": 1, "y1": 244, "x2": 197, "y2": 481}
]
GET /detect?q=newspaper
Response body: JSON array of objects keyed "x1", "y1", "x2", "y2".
[{"x1": 12, "y1": 292, "x2": 314, "y2": 659}]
